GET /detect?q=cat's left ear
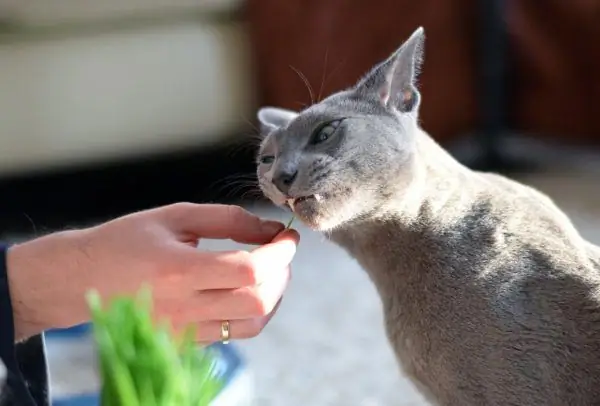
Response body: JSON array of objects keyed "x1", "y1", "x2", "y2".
[
  {"x1": 354, "y1": 27, "x2": 425, "y2": 113},
  {"x1": 257, "y1": 107, "x2": 299, "y2": 134}
]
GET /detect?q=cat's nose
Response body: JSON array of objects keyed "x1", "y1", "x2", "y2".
[{"x1": 272, "y1": 168, "x2": 298, "y2": 195}]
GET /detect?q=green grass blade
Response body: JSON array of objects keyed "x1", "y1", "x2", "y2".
[{"x1": 88, "y1": 288, "x2": 223, "y2": 406}]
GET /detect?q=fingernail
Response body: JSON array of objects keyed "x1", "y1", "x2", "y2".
[{"x1": 261, "y1": 221, "x2": 284, "y2": 235}]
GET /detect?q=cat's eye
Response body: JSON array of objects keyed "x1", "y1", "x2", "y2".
[
  {"x1": 311, "y1": 119, "x2": 343, "y2": 145},
  {"x1": 259, "y1": 155, "x2": 275, "y2": 165}
]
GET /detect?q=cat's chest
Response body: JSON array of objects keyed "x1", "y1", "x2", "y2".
[
  {"x1": 350, "y1": 243, "x2": 459, "y2": 342},
  {"x1": 357, "y1": 253, "x2": 462, "y2": 394},
  {"x1": 335, "y1": 232, "x2": 486, "y2": 386}
]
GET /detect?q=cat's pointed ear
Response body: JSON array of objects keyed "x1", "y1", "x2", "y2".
[
  {"x1": 257, "y1": 107, "x2": 299, "y2": 133},
  {"x1": 354, "y1": 27, "x2": 425, "y2": 113}
]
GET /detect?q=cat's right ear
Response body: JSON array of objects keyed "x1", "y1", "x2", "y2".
[
  {"x1": 257, "y1": 107, "x2": 299, "y2": 134},
  {"x1": 354, "y1": 27, "x2": 425, "y2": 114}
]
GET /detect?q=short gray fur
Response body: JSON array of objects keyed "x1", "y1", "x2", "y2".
[{"x1": 256, "y1": 27, "x2": 600, "y2": 406}]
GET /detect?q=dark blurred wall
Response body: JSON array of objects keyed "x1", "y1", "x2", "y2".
[
  {"x1": 245, "y1": 0, "x2": 479, "y2": 144},
  {"x1": 510, "y1": 0, "x2": 600, "y2": 144}
]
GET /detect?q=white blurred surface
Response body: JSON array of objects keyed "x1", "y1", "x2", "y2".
[
  {"x1": 0, "y1": 7, "x2": 254, "y2": 175},
  {"x1": 0, "y1": 0, "x2": 242, "y2": 26}
]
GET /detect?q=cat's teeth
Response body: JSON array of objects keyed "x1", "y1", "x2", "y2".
[
  {"x1": 286, "y1": 198, "x2": 296, "y2": 210},
  {"x1": 314, "y1": 194, "x2": 322, "y2": 202}
]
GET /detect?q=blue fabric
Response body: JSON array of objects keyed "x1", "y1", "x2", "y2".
[
  {"x1": 52, "y1": 394, "x2": 98, "y2": 406},
  {"x1": 0, "y1": 244, "x2": 48, "y2": 406}
]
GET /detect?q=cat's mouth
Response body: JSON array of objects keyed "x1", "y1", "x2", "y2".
[
  {"x1": 283, "y1": 192, "x2": 340, "y2": 230},
  {"x1": 286, "y1": 194, "x2": 322, "y2": 212}
]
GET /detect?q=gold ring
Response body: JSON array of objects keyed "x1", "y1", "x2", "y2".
[{"x1": 220, "y1": 320, "x2": 231, "y2": 344}]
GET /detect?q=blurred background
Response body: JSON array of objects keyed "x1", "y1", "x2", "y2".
[{"x1": 0, "y1": 1, "x2": 599, "y2": 405}]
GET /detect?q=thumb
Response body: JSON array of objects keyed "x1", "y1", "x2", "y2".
[
  {"x1": 269, "y1": 228, "x2": 301, "y2": 245},
  {"x1": 249, "y1": 228, "x2": 300, "y2": 269}
]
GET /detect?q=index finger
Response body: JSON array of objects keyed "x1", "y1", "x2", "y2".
[
  {"x1": 163, "y1": 203, "x2": 285, "y2": 244},
  {"x1": 176, "y1": 228, "x2": 300, "y2": 290}
]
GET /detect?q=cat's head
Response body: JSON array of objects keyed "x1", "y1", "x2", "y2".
[{"x1": 256, "y1": 27, "x2": 425, "y2": 231}]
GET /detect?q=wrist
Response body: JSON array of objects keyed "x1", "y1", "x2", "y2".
[{"x1": 6, "y1": 229, "x2": 94, "y2": 340}]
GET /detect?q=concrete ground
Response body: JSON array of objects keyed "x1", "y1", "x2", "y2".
[{"x1": 38, "y1": 141, "x2": 600, "y2": 405}]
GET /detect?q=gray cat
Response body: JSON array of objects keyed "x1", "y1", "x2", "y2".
[{"x1": 256, "y1": 27, "x2": 600, "y2": 406}]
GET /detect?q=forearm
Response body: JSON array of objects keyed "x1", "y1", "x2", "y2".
[{"x1": 6, "y1": 230, "x2": 92, "y2": 341}]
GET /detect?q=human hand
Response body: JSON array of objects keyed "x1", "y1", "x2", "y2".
[{"x1": 7, "y1": 203, "x2": 299, "y2": 342}]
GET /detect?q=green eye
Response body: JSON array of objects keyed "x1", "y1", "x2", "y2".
[
  {"x1": 259, "y1": 155, "x2": 275, "y2": 165},
  {"x1": 311, "y1": 119, "x2": 342, "y2": 145}
]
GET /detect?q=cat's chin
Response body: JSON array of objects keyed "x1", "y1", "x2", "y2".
[
  {"x1": 293, "y1": 213, "x2": 350, "y2": 232},
  {"x1": 291, "y1": 213, "x2": 330, "y2": 231},
  {"x1": 288, "y1": 195, "x2": 351, "y2": 232}
]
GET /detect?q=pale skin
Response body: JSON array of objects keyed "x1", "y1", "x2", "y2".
[{"x1": 6, "y1": 203, "x2": 299, "y2": 343}]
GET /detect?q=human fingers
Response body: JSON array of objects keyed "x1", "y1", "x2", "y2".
[
  {"x1": 158, "y1": 265, "x2": 291, "y2": 323},
  {"x1": 193, "y1": 298, "x2": 284, "y2": 344},
  {"x1": 173, "y1": 229, "x2": 299, "y2": 290},
  {"x1": 161, "y1": 203, "x2": 284, "y2": 244}
]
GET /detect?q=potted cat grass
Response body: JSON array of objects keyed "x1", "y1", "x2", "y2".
[{"x1": 86, "y1": 287, "x2": 224, "y2": 406}]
